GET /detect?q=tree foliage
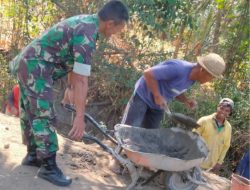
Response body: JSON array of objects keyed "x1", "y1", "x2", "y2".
[{"x1": 0, "y1": 0, "x2": 249, "y2": 177}]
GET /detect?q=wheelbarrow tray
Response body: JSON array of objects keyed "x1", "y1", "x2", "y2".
[{"x1": 114, "y1": 125, "x2": 208, "y2": 172}]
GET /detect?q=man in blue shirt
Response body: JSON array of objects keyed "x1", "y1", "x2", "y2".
[
  {"x1": 122, "y1": 53, "x2": 226, "y2": 129},
  {"x1": 236, "y1": 150, "x2": 249, "y2": 179}
]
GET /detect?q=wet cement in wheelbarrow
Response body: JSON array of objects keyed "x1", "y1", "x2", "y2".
[{"x1": 118, "y1": 127, "x2": 206, "y2": 160}]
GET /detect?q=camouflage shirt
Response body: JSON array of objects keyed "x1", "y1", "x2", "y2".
[{"x1": 11, "y1": 14, "x2": 99, "y2": 78}]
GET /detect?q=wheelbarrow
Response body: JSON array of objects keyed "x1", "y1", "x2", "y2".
[
  {"x1": 54, "y1": 104, "x2": 210, "y2": 189},
  {"x1": 52, "y1": 78, "x2": 210, "y2": 189},
  {"x1": 53, "y1": 100, "x2": 210, "y2": 189},
  {"x1": 82, "y1": 124, "x2": 210, "y2": 190}
]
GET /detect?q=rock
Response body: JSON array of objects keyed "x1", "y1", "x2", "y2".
[
  {"x1": 4, "y1": 144, "x2": 10, "y2": 149},
  {"x1": 102, "y1": 173, "x2": 111, "y2": 178}
]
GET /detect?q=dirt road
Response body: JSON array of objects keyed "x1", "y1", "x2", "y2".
[
  {"x1": 0, "y1": 113, "x2": 162, "y2": 190},
  {"x1": 0, "y1": 113, "x2": 231, "y2": 190}
]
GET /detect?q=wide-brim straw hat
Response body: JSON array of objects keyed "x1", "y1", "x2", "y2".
[{"x1": 197, "y1": 53, "x2": 226, "y2": 78}]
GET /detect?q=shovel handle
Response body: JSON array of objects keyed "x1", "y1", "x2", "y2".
[{"x1": 164, "y1": 104, "x2": 171, "y2": 115}]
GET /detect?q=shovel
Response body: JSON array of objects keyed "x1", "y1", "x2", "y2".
[{"x1": 164, "y1": 105, "x2": 200, "y2": 130}]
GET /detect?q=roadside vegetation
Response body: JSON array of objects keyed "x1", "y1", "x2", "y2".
[{"x1": 0, "y1": 0, "x2": 249, "y2": 178}]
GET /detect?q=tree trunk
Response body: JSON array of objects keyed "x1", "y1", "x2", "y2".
[
  {"x1": 173, "y1": 24, "x2": 185, "y2": 59},
  {"x1": 10, "y1": 6, "x2": 23, "y2": 51},
  {"x1": 184, "y1": 30, "x2": 193, "y2": 57},
  {"x1": 186, "y1": 7, "x2": 214, "y2": 58},
  {"x1": 210, "y1": 9, "x2": 222, "y2": 52}
]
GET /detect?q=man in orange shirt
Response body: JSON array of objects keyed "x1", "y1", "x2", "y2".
[{"x1": 5, "y1": 84, "x2": 19, "y2": 117}]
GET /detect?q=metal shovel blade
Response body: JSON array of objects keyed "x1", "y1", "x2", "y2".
[
  {"x1": 170, "y1": 112, "x2": 200, "y2": 129},
  {"x1": 165, "y1": 105, "x2": 199, "y2": 129}
]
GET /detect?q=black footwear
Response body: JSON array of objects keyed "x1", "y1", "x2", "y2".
[
  {"x1": 22, "y1": 152, "x2": 42, "y2": 167},
  {"x1": 38, "y1": 154, "x2": 72, "y2": 186}
]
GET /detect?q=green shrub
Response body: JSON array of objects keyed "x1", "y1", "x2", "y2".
[{"x1": 0, "y1": 54, "x2": 16, "y2": 111}]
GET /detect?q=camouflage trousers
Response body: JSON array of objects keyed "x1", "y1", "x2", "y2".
[{"x1": 15, "y1": 58, "x2": 67, "y2": 159}]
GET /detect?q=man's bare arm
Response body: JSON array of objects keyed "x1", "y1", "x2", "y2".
[
  {"x1": 68, "y1": 72, "x2": 88, "y2": 140},
  {"x1": 175, "y1": 93, "x2": 188, "y2": 103},
  {"x1": 144, "y1": 69, "x2": 160, "y2": 97},
  {"x1": 176, "y1": 93, "x2": 197, "y2": 110},
  {"x1": 71, "y1": 72, "x2": 88, "y2": 117},
  {"x1": 144, "y1": 69, "x2": 166, "y2": 108}
]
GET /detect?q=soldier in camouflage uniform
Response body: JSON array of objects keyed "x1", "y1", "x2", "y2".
[{"x1": 9, "y1": 0, "x2": 129, "y2": 186}]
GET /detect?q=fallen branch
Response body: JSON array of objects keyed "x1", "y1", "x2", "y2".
[
  {"x1": 87, "y1": 101, "x2": 112, "y2": 107},
  {"x1": 51, "y1": 0, "x2": 67, "y2": 12}
]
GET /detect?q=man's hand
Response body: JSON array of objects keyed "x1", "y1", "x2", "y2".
[
  {"x1": 6, "y1": 105, "x2": 18, "y2": 116},
  {"x1": 68, "y1": 115, "x2": 85, "y2": 141},
  {"x1": 10, "y1": 106, "x2": 18, "y2": 116},
  {"x1": 154, "y1": 95, "x2": 167, "y2": 109},
  {"x1": 210, "y1": 163, "x2": 222, "y2": 174},
  {"x1": 184, "y1": 99, "x2": 197, "y2": 110},
  {"x1": 175, "y1": 94, "x2": 197, "y2": 110}
]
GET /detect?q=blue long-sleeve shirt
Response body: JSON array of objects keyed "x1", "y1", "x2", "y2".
[{"x1": 236, "y1": 150, "x2": 249, "y2": 179}]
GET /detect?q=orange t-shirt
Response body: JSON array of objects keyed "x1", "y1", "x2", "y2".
[{"x1": 12, "y1": 84, "x2": 19, "y2": 115}]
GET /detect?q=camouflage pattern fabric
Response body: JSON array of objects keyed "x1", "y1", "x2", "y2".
[
  {"x1": 19, "y1": 84, "x2": 58, "y2": 159},
  {"x1": 10, "y1": 14, "x2": 99, "y2": 159}
]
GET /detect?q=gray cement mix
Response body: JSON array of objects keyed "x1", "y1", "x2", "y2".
[{"x1": 117, "y1": 127, "x2": 206, "y2": 160}]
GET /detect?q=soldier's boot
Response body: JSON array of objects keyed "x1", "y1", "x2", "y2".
[
  {"x1": 38, "y1": 154, "x2": 72, "y2": 186},
  {"x1": 22, "y1": 146, "x2": 42, "y2": 167}
]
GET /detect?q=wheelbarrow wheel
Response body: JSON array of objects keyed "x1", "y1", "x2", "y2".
[{"x1": 165, "y1": 172, "x2": 198, "y2": 190}]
